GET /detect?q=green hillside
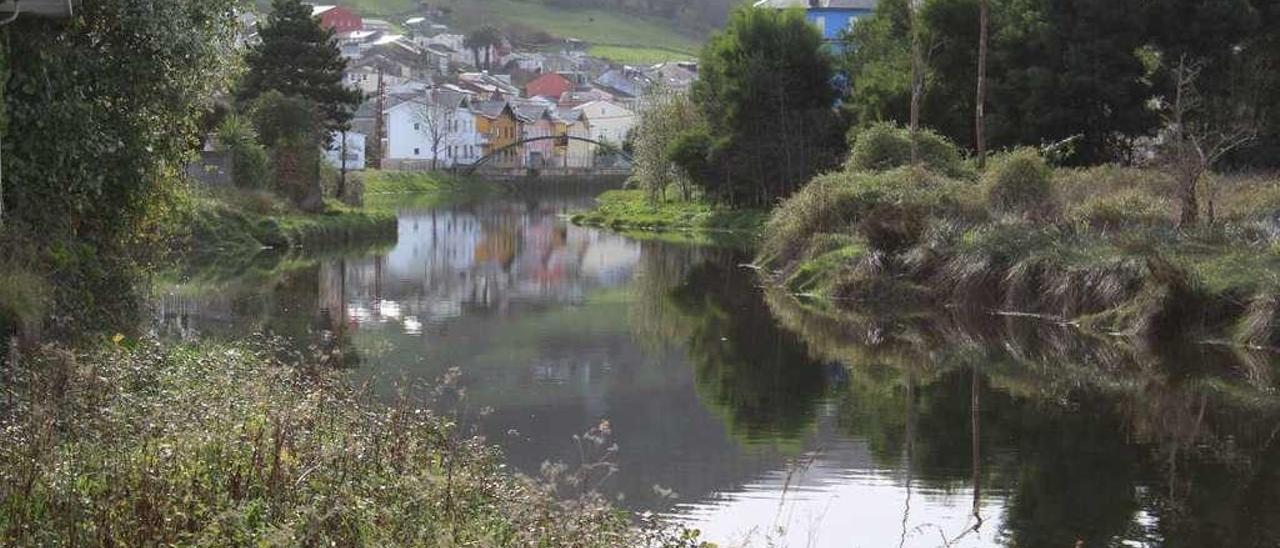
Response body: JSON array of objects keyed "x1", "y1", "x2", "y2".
[{"x1": 341, "y1": 0, "x2": 702, "y2": 63}]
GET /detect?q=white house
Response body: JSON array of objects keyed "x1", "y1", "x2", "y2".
[
  {"x1": 572, "y1": 100, "x2": 636, "y2": 145},
  {"x1": 385, "y1": 89, "x2": 484, "y2": 169},
  {"x1": 325, "y1": 131, "x2": 367, "y2": 171}
]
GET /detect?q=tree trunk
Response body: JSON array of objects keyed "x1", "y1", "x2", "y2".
[
  {"x1": 975, "y1": 0, "x2": 989, "y2": 169},
  {"x1": 337, "y1": 130, "x2": 348, "y2": 199},
  {"x1": 909, "y1": 0, "x2": 924, "y2": 166},
  {"x1": 1179, "y1": 173, "x2": 1200, "y2": 227}
]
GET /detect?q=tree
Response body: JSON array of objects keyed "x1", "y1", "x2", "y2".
[
  {"x1": 238, "y1": 0, "x2": 361, "y2": 140},
  {"x1": 252, "y1": 91, "x2": 326, "y2": 212},
  {"x1": 1161, "y1": 57, "x2": 1256, "y2": 227},
  {"x1": 974, "y1": 0, "x2": 989, "y2": 168},
  {"x1": 464, "y1": 26, "x2": 504, "y2": 71},
  {"x1": 413, "y1": 91, "x2": 463, "y2": 171},
  {"x1": 691, "y1": 5, "x2": 845, "y2": 207}
]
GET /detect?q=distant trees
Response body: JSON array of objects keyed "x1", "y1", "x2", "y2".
[
  {"x1": 464, "y1": 26, "x2": 504, "y2": 71},
  {"x1": 683, "y1": 5, "x2": 846, "y2": 207}
]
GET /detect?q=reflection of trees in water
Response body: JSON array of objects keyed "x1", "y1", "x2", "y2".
[
  {"x1": 631, "y1": 245, "x2": 831, "y2": 445},
  {"x1": 764, "y1": 289, "x2": 1280, "y2": 547}
]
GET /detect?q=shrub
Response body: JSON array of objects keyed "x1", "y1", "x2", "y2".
[
  {"x1": 985, "y1": 147, "x2": 1054, "y2": 216},
  {"x1": 1067, "y1": 187, "x2": 1172, "y2": 230},
  {"x1": 216, "y1": 115, "x2": 269, "y2": 190},
  {"x1": 846, "y1": 122, "x2": 966, "y2": 178},
  {"x1": 760, "y1": 167, "x2": 970, "y2": 266},
  {"x1": 665, "y1": 126, "x2": 713, "y2": 183}
]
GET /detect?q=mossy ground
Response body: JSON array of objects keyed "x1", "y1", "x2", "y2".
[{"x1": 571, "y1": 189, "x2": 767, "y2": 235}]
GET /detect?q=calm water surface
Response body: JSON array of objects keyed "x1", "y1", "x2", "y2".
[{"x1": 154, "y1": 185, "x2": 1280, "y2": 547}]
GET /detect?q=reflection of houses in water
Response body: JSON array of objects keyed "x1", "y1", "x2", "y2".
[{"x1": 319, "y1": 203, "x2": 641, "y2": 334}]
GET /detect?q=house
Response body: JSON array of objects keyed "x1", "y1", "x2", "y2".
[
  {"x1": 473, "y1": 101, "x2": 522, "y2": 169},
  {"x1": 572, "y1": 100, "x2": 636, "y2": 145},
  {"x1": 312, "y1": 5, "x2": 362, "y2": 33},
  {"x1": 514, "y1": 102, "x2": 558, "y2": 168},
  {"x1": 643, "y1": 62, "x2": 698, "y2": 93},
  {"x1": 385, "y1": 89, "x2": 483, "y2": 169},
  {"x1": 457, "y1": 72, "x2": 521, "y2": 99},
  {"x1": 554, "y1": 109, "x2": 593, "y2": 169},
  {"x1": 363, "y1": 18, "x2": 394, "y2": 33},
  {"x1": 524, "y1": 72, "x2": 575, "y2": 101},
  {"x1": 325, "y1": 130, "x2": 367, "y2": 171},
  {"x1": 594, "y1": 67, "x2": 653, "y2": 101},
  {"x1": 752, "y1": 0, "x2": 877, "y2": 43}
]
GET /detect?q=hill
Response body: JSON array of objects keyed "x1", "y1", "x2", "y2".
[{"x1": 341, "y1": 0, "x2": 712, "y2": 64}]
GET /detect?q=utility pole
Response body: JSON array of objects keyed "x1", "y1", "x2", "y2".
[
  {"x1": 368, "y1": 67, "x2": 386, "y2": 170},
  {"x1": 909, "y1": 0, "x2": 924, "y2": 166}
]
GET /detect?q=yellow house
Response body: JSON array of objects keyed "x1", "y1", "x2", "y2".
[
  {"x1": 474, "y1": 101, "x2": 521, "y2": 169},
  {"x1": 553, "y1": 109, "x2": 593, "y2": 169}
]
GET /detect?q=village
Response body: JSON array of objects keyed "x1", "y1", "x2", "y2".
[{"x1": 233, "y1": 4, "x2": 702, "y2": 175}]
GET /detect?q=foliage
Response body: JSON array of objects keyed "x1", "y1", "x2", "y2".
[
  {"x1": 1067, "y1": 187, "x2": 1172, "y2": 231},
  {"x1": 666, "y1": 127, "x2": 714, "y2": 183},
  {"x1": 238, "y1": 0, "x2": 361, "y2": 138},
  {"x1": 0, "y1": 338, "x2": 697, "y2": 546},
  {"x1": 571, "y1": 189, "x2": 767, "y2": 235},
  {"x1": 846, "y1": 122, "x2": 967, "y2": 177},
  {"x1": 0, "y1": 0, "x2": 237, "y2": 334},
  {"x1": 984, "y1": 147, "x2": 1054, "y2": 216},
  {"x1": 840, "y1": 0, "x2": 1158, "y2": 164},
  {"x1": 217, "y1": 115, "x2": 270, "y2": 190},
  {"x1": 692, "y1": 5, "x2": 845, "y2": 207},
  {"x1": 629, "y1": 90, "x2": 703, "y2": 203}
]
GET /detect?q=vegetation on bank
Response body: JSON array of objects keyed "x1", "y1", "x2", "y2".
[
  {"x1": 0, "y1": 338, "x2": 697, "y2": 546},
  {"x1": 571, "y1": 190, "x2": 765, "y2": 234},
  {"x1": 758, "y1": 124, "x2": 1280, "y2": 346},
  {"x1": 170, "y1": 188, "x2": 396, "y2": 261},
  {"x1": 363, "y1": 170, "x2": 505, "y2": 200}
]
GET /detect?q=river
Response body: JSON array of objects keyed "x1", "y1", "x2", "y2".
[{"x1": 152, "y1": 184, "x2": 1280, "y2": 548}]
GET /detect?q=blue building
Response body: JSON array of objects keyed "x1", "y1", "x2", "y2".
[{"x1": 753, "y1": 0, "x2": 878, "y2": 44}]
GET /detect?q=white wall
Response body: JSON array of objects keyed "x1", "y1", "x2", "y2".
[
  {"x1": 574, "y1": 101, "x2": 636, "y2": 145},
  {"x1": 325, "y1": 131, "x2": 367, "y2": 170},
  {"x1": 385, "y1": 100, "x2": 483, "y2": 167}
]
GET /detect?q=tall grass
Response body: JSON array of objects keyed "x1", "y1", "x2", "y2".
[{"x1": 0, "y1": 338, "x2": 696, "y2": 546}]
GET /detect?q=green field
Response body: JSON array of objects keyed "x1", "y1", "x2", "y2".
[{"x1": 341, "y1": 0, "x2": 701, "y2": 62}]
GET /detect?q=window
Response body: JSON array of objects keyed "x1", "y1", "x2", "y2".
[
  {"x1": 414, "y1": 122, "x2": 420, "y2": 131},
  {"x1": 413, "y1": 147, "x2": 420, "y2": 156},
  {"x1": 814, "y1": 15, "x2": 826, "y2": 35}
]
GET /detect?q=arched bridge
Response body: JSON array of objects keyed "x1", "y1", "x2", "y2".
[{"x1": 462, "y1": 135, "x2": 633, "y2": 176}]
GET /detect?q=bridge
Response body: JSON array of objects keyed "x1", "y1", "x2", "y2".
[{"x1": 462, "y1": 135, "x2": 634, "y2": 176}]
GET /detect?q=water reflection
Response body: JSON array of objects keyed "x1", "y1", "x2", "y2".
[{"x1": 152, "y1": 187, "x2": 1280, "y2": 547}]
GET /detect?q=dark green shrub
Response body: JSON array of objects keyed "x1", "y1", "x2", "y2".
[
  {"x1": 216, "y1": 115, "x2": 269, "y2": 190},
  {"x1": 985, "y1": 147, "x2": 1054, "y2": 216},
  {"x1": 665, "y1": 127, "x2": 713, "y2": 183},
  {"x1": 847, "y1": 122, "x2": 965, "y2": 177}
]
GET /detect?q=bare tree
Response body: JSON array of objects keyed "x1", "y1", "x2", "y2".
[
  {"x1": 413, "y1": 92, "x2": 461, "y2": 171},
  {"x1": 908, "y1": 0, "x2": 925, "y2": 166},
  {"x1": 1163, "y1": 56, "x2": 1256, "y2": 227},
  {"x1": 974, "y1": 0, "x2": 990, "y2": 169}
]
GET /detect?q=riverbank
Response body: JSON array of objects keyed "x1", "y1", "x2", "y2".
[
  {"x1": 757, "y1": 135, "x2": 1280, "y2": 347},
  {"x1": 174, "y1": 188, "x2": 397, "y2": 261},
  {"x1": 570, "y1": 190, "x2": 766, "y2": 235},
  {"x1": 0, "y1": 337, "x2": 691, "y2": 546}
]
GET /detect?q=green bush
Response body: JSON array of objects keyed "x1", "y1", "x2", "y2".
[
  {"x1": 216, "y1": 115, "x2": 269, "y2": 190},
  {"x1": 985, "y1": 147, "x2": 1054, "y2": 216},
  {"x1": 1067, "y1": 187, "x2": 1171, "y2": 230},
  {"x1": 665, "y1": 126, "x2": 713, "y2": 182},
  {"x1": 846, "y1": 122, "x2": 966, "y2": 178}
]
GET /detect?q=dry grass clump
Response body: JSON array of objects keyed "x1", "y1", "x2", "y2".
[{"x1": 984, "y1": 147, "x2": 1055, "y2": 218}]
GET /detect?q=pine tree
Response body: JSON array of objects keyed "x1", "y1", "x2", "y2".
[{"x1": 238, "y1": 0, "x2": 361, "y2": 138}]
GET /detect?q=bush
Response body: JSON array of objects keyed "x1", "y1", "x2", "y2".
[
  {"x1": 216, "y1": 115, "x2": 269, "y2": 190},
  {"x1": 846, "y1": 122, "x2": 966, "y2": 178},
  {"x1": 985, "y1": 147, "x2": 1054, "y2": 216},
  {"x1": 760, "y1": 167, "x2": 970, "y2": 266},
  {"x1": 666, "y1": 126, "x2": 713, "y2": 182},
  {"x1": 1067, "y1": 187, "x2": 1171, "y2": 230}
]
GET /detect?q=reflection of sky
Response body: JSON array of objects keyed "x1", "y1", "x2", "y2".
[{"x1": 672, "y1": 414, "x2": 1006, "y2": 548}]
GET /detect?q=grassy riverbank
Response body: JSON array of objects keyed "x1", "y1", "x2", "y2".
[
  {"x1": 571, "y1": 190, "x2": 767, "y2": 235},
  {"x1": 0, "y1": 338, "x2": 693, "y2": 546},
  {"x1": 758, "y1": 126, "x2": 1280, "y2": 347},
  {"x1": 173, "y1": 188, "x2": 397, "y2": 261}
]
